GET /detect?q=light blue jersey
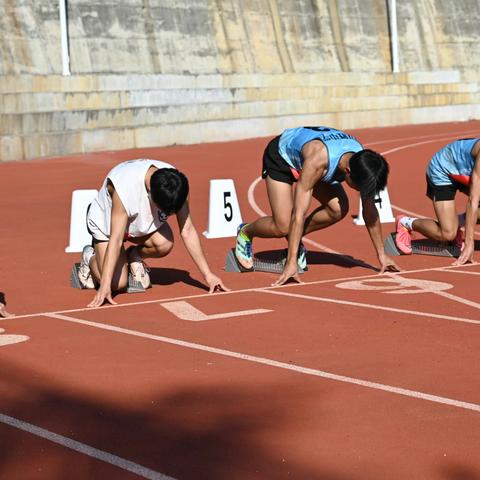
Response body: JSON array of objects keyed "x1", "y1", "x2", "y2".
[
  {"x1": 278, "y1": 126, "x2": 363, "y2": 183},
  {"x1": 427, "y1": 138, "x2": 480, "y2": 185}
]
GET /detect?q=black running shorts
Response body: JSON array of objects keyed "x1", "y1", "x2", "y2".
[{"x1": 261, "y1": 136, "x2": 297, "y2": 185}]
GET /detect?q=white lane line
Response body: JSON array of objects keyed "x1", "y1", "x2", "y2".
[
  {"x1": 0, "y1": 413, "x2": 174, "y2": 480},
  {"x1": 9, "y1": 263, "x2": 480, "y2": 320},
  {"x1": 257, "y1": 289, "x2": 480, "y2": 326},
  {"x1": 365, "y1": 129, "x2": 480, "y2": 147},
  {"x1": 439, "y1": 268, "x2": 480, "y2": 276},
  {"x1": 44, "y1": 313, "x2": 480, "y2": 413},
  {"x1": 379, "y1": 135, "x2": 480, "y2": 156}
]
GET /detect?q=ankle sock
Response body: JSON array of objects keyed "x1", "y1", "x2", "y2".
[{"x1": 400, "y1": 216, "x2": 416, "y2": 230}]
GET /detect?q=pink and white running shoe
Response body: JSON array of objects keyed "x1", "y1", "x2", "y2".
[{"x1": 395, "y1": 216, "x2": 412, "y2": 255}]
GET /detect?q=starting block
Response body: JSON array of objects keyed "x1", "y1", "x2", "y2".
[
  {"x1": 384, "y1": 233, "x2": 460, "y2": 257},
  {"x1": 224, "y1": 249, "x2": 306, "y2": 274},
  {"x1": 70, "y1": 263, "x2": 146, "y2": 293}
]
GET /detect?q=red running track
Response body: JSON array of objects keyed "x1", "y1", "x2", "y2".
[{"x1": 0, "y1": 121, "x2": 480, "y2": 479}]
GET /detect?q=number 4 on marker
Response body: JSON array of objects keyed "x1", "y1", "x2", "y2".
[{"x1": 160, "y1": 301, "x2": 272, "y2": 322}]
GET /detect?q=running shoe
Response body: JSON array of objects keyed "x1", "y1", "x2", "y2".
[
  {"x1": 127, "y1": 246, "x2": 151, "y2": 289},
  {"x1": 297, "y1": 242, "x2": 308, "y2": 271},
  {"x1": 78, "y1": 245, "x2": 96, "y2": 289},
  {"x1": 283, "y1": 243, "x2": 308, "y2": 271},
  {"x1": 235, "y1": 223, "x2": 253, "y2": 270},
  {"x1": 454, "y1": 226, "x2": 465, "y2": 251},
  {"x1": 395, "y1": 216, "x2": 412, "y2": 255}
]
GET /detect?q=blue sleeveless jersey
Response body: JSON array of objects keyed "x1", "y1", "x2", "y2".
[
  {"x1": 427, "y1": 138, "x2": 480, "y2": 185},
  {"x1": 278, "y1": 126, "x2": 363, "y2": 183}
]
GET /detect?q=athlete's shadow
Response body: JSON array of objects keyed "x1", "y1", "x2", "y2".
[
  {"x1": 149, "y1": 267, "x2": 208, "y2": 290},
  {"x1": 255, "y1": 250, "x2": 376, "y2": 271},
  {"x1": 304, "y1": 251, "x2": 376, "y2": 270}
]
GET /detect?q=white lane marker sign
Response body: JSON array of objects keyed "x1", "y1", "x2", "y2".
[
  {"x1": 160, "y1": 301, "x2": 271, "y2": 322},
  {"x1": 203, "y1": 179, "x2": 243, "y2": 238}
]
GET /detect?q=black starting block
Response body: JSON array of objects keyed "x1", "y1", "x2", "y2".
[
  {"x1": 70, "y1": 263, "x2": 146, "y2": 293},
  {"x1": 224, "y1": 249, "x2": 306, "y2": 274},
  {"x1": 384, "y1": 233, "x2": 460, "y2": 258}
]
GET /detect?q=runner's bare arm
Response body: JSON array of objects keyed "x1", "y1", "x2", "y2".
[
  {"x1": 362, "y1": 197, "x2": 400, "y2": 273},
  {"x1": 273, "y1": 142, "x2": 326, "y2": 286},
  {"x1": 88, "y1": 186, "x2": 128, "y2": 307},
  {"x1": 176, "y1": 200, "x2": 229, "y2": 293}
]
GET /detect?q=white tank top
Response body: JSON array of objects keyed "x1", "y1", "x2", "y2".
[{"x1": 88, "y1": 159, "x2": 174, "y2": 238}]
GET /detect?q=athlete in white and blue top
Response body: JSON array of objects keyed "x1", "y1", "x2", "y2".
[
  {"x1": 279, "y1": 126, "x2": 364, "y2": 183},
  {"x1": 427, "y1": 138, "x2": 480, "y2": 186},
  {"x1": 396, "y1": 138, "x2": 480, "y2": 265},
  {"x1": 235, "y1": 126, "x2": 400, "y2": 283}
]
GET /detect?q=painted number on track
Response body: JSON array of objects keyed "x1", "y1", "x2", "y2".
[
  {"x1": 0, "y1": 328, "x2": 29, "y2": 347},
  {"x1": 336, "y1": 277, "x2": 453, "y2": 295}
]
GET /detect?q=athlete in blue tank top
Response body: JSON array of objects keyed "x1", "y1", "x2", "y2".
[
  {"x1": 279, "y1": 126, "x2": 364, "y2": 183},
  {"x1": 395, "y1": 138, "x2": 480, "y2": 264},
  {"x1": 234, "y1": 125, "x2": 400, "y2": 282}
]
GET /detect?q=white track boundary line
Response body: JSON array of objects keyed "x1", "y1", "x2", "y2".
[
  {"x1": 44, "y1": 313, "x2": 480, "y2": 413},
  {"x1": 439, "y1": 268, "x2": 480, "y2": 276},
  {"x1": 0, "y1": 413, "x2": 174, "y2": 480},
  {"x1": 257, "y1": 289, "x2": 480, "y2": 326},
  {"x1": 366, "y1": 129, "x2": 480, "y2": 147},
  {"x1": 8, "y1": 263, "x2": 480, "y2": 321}
]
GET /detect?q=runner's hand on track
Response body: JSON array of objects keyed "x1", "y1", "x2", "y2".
[
  {"x1": 88, "y1": 286, "x2": 117, "y2": 307},
  {"x1": 378, "y1": 254, "x2": 401, "y2": 274},
  {"x1": 205, "y1": 272, "x2": 230, "y2": 293},
  {"x1": 0, "y1": 303, "x2": 14, "y2": 318},
  {"x1": 272, "y1": 261, "x2": 303, "y2": 286},
  {"x1": 453, "y1": 242, "x2": 474, "y2": 266}
]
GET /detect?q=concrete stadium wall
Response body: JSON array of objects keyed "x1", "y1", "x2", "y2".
[{"x1": 1, "y1": 0, "x2": 479, "y2": 160}]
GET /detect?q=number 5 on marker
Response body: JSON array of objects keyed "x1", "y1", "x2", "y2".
[
  {"x1": 223, "y1": 192, "x2": 233, "y2": 222},
  {"x1": 203, "y1": 179, "x2": 243, "y2": 238}
]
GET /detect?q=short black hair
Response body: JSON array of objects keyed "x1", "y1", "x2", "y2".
[
  {"x1": 150, "y1": 168, "x2": 189, "y2": 215},
  {"x1": 349, "y1": 149, "x2": 389, "y2": 199}
]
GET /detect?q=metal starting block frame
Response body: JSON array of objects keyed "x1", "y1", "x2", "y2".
[
  {"x1": 384, "y1": 233, "x2": 460, "y2": 258},
  {"x1": 224, "y1": 249, "x2": 306, "y2": 274},
  {"x1": 70, "y1": 263, "x2": 146, "y2": 293}
]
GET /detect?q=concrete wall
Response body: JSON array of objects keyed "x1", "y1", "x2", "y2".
[{"x1": 1, "y1": 0, "x2": 479, "y2": 160}]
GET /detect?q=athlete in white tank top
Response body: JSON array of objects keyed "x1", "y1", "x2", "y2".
[
  {"x1": 88, "y1": 159, "x2": 173, "y2": 240},
  {"x1": 78, "y1": 159, "x2": 229, "y2": 307}
]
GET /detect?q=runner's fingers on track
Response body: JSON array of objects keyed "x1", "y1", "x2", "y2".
[
  {"x1": 88, "y1": 291, "x2": 117, "y2": 308},
  {"x1": 209, "y1": 278, "x2": 230, "y2": 293},
  {"x1": 205, "y1": 272, "x2": 230, "y2": 293},
  {"x1": 379, "y1": 262, "x2": 401, "y2": 274},
  {"x1": 378, "y1": 255, "x2": 401, "y2": 274},
  {"x1": 452, "y1": 244, "x2": 475, "y2": 266},
  {"x1": 272, "y1": 265, "x2": 303, "y2": 287},
  {"x1": 0, "y1": 303, "x2": 14, "y2": 318}
]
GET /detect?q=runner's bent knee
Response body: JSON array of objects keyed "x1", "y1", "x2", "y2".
[{"x1": 328, "y1": 196, "x2": 349, "y2": 223}]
